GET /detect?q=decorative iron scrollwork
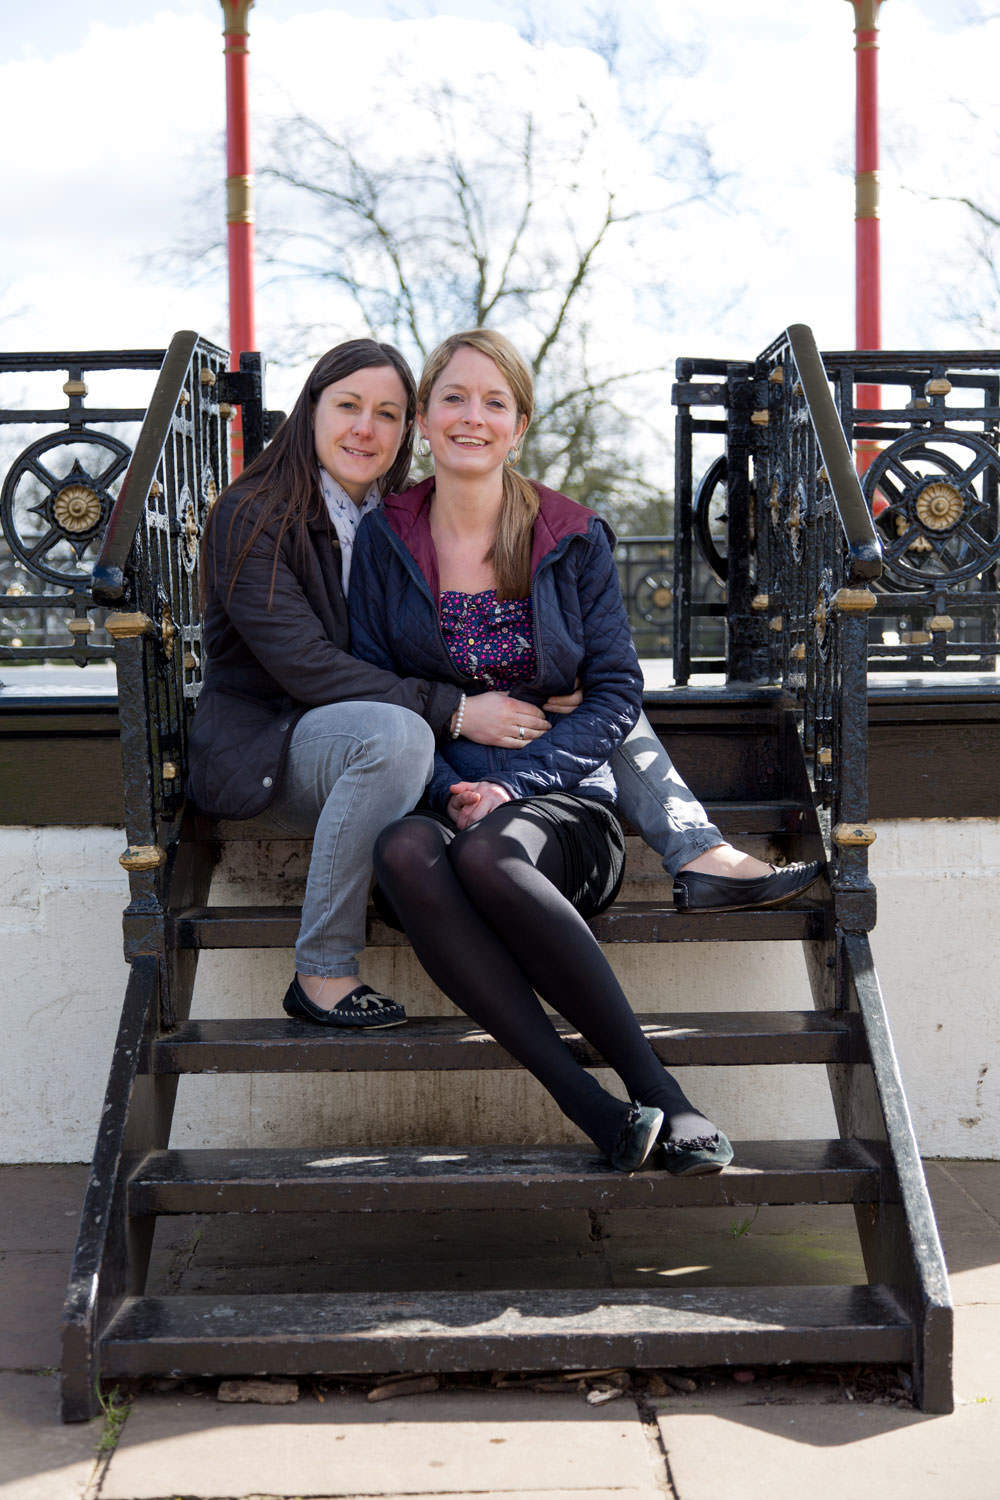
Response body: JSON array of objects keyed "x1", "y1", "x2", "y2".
[
  {"x1": 865, "y1": 430, "x2": 1000, "y2": 588},
  {"x1": 693, "y1": 455, "x2": 728, "y2": 581},
  {"x1": 53, "y1": 483, "x2": 102, "y2": 534},
  {"x1": 787, "y1": 478, "x2": 807, "y2": 561},
  {"x1": 1, "y1": 430, "x2": 130, "y2": 585},
  {"x1": 814, "y1": 568, "x2": 834, "y2": 655}
]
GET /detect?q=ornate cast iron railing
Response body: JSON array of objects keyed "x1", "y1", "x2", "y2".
[
  {"x1": 0, "y1": 349, "x2": 165, "y2": 665},
  {"x1": 90, "y1": 332, "x2": 233, "y2": 868},
  {"x1": 0, "y1": 344, "x2": 274, "y2": 670},
  {"x1": 674, "y1": 326, "x2": 886, "y2": 926},
  {"x1": 826, "y1": 347, "x2": 1000, "y2": 670},
  {"x1": 753, "y1": 324, "x2": 883, "y2": 930},
  {"x1": 87, "y1": 333, "x2": 274, "y2": 1015},
  {"x1": 676, "y1": 340, "x2": 1000, "y2": 679}
]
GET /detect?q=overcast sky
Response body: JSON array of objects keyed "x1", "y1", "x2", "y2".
[{"x1": 2, "y1": 1, "x2": 997, "y2": 423}]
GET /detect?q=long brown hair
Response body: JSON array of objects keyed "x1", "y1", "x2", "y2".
[
  {"x1": 204, "y1": 339, "x2": 417, "y2": 605},
  {"x1": 418, "y1": 329, "x2": 538, "y2": 600}
]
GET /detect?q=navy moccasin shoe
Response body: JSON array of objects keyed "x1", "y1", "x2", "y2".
[
  {"x1": 673, "y1": 860, "x2": 823, "y2": 913},
  {"x1": 282, "y1": 976, "x2": 407, "y2": 1029}
]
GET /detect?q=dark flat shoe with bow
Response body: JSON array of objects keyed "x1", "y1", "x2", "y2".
[
  {"x1": 673, "y1": 859, "x2": 823, "y2": 913},
  {"x1": 659, "y1": 1129, "x2": 735, "y2": 1176},
  {"x1": 282, "y1": 976, "x2": 407, "y2": 1029},
  {"x1": 608, "y1": 1104, "x2": 664, "y2": 1173}
]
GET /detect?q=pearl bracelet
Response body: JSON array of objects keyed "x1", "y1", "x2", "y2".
[{"x1": 450, "y1": 692, "x2": 467, "y2": 740}]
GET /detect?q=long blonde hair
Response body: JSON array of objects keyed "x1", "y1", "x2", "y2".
[{"x1": 418, "y1": 329, "x2": 539, "y2": 600}]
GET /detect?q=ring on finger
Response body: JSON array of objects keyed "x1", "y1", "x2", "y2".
[{"x1": 517, "y1": 724, "x2": 525, "y2": 741}]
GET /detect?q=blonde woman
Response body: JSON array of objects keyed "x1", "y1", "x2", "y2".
[{"x1": 349, "y1": 330, "x2": 736, "y2": 1174}]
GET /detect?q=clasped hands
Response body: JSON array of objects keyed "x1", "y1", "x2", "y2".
[{"x1": 446, "y1": 683, "x2": 582, "y2": 828}]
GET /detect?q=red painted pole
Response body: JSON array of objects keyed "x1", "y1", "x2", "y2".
[
  {"x1": 848, "y1": 0, "x2": 884, "y2": 482},
  {"x1": 221, "y1": 0, "x2": 256, "y2": 475}
]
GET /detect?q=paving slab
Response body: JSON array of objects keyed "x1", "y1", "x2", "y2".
[
  {"x1": 936, "y1": 1160, "x2": 1000, "y2": 1223},
  {"x1": 0, "y1": 1166, "x2": 88, "y2": 1254},
  {"x1": 0, "y1": 1253, "x2": 70, "y2": 1370},
  {"x1": 656, "y1": 1399, "x2": 1000, "y2": 1500},
  {"x1": 0, "y1": 1372, "x2": 97, "y2": 1500},
  {"x1": 100, "y1": 1390, "x2": 663, "y2": 1500},
  {"x1": 954, "y1": 1302, "x2": 1000, "y2": 1401}
]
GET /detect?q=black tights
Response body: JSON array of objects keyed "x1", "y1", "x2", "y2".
[{"x1": 372, "y1": 802, "x2": 718, "y2": 1160}]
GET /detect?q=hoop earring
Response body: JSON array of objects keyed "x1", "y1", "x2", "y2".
[
  {"x1": 416, "y1": 438, "x2": 431, "y2": 459},
  {"x1": 507, "y1": 446, "x2": 520, "y2": 465}
]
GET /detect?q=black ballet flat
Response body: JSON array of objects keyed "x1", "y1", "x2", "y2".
[
  {"x1": 282, "y1": 976, "x2": 407, "y2": 1029},
  {"x1": 673, "y1": 860, "x2": 823, "y2": 913}
]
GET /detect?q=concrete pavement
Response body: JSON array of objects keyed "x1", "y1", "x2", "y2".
[{"x1": 1, "y1": 1161, "x2": 997, "y2": 1500}]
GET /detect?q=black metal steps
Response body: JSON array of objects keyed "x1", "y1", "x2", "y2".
[
  {"x1": 99, "y1": 1284, "x2": 913, "y2": 1379},
  {"x1": 150, "y1": 1009, "x2": 866, "y2": 1074},
  {"x1": 171, "y1": 899, "x2": 832, "y2": 949},
  {"x1": 128, "y1": 1139, "x2": 882, "y2": 1215}
]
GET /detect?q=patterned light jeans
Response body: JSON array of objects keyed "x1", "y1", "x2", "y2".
[{"x1": 611, "y1": 710, "x2": 725, "y2": 876}]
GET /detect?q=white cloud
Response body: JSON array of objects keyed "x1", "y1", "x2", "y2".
[{"x1": 1, "y1": 0, "x2": 998, "y2": 432}]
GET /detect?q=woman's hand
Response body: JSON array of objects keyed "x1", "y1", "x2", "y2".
[
  {"x1": 542, "y1": 678, "x2": 583, "y2": 716},
  {"x1": 446, "y1": 780, "x2": 512, "y2": 830},
  {"x1": 457, "y1": 691, "x2": 549, "y2": 748}
]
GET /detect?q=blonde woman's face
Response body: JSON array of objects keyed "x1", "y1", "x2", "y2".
[{"x1": 419, "y1": 346, "x2": 527, "y2": 483}]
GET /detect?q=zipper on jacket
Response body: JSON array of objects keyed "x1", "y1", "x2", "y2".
[
  {"x1": 522, "y1": 530, "x2": 584, "y2": 696},
  {"x1": 376, "y1": 515, "x2": 480, "y2": 691}
]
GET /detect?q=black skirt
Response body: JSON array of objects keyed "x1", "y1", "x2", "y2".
[{"x1": 373, "y1": 791, "x2": 625, "y2": 927}]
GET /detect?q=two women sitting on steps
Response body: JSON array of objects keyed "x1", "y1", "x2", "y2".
[{"x1": 188, "y1": 330, "x2": 820, "y2": 1173}]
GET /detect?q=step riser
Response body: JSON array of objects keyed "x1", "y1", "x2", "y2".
[
  {"x1": 99, "y1": 1285, "x2": 913, "y2": 1379},
  {"x1": 102, "y1": 1325, "x2": 913, "y2": 1378}
]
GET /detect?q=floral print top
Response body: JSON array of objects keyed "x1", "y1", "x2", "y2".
[{"x1": 439, "y1": 589, "x2": 537, "y2": 689}]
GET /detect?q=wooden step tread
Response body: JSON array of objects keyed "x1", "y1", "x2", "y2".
[
  {"x1": 128, "y1": 1139, "x2": 882, "y2": 1215},
  {"x1": 171, "y1": 900, "x2": 832, "y2": 950},
  {"x1": 100, "y1": 1285, "x2": 911, "y2": 1377},
  {"x1": 150, "y1": 1010, "x2": 866, "y2": 1074}
]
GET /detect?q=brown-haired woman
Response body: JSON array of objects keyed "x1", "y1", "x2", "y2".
[
  {"x1": 349, "y1": 329, "x2": 737, "y2": 1173},
  {"x1": 187, "y1": 338, "x2": 554, "y2": 1028}
]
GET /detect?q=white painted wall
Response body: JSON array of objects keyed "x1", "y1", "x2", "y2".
[{"x1": 2, "y1": 818, "x2": 997, "y2": 1163}]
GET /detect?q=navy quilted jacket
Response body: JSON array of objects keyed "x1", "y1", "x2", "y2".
[{"x1": 349, "y1": 478, "x2": 643, "y2": 811}]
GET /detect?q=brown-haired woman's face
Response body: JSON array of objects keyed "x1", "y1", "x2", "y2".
[
  {"x1": 313, "y1": 365, "x2": 409, "y2": 502},
  {"x1": 419, "y1": 346, "x2": 527, "y2": 484}
]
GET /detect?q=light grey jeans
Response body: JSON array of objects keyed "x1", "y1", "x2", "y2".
[
  {"x1": 610, "y1": 710, "x2": 724, "y2": 876},
  {"x1": 268, "y1": 701, "x2": 435, "y2": 978}
]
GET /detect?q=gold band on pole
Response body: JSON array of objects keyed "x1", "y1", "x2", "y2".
[
  {"x1": 855, "y1": 170, "x2": 879, "y2": 220},
  {"x1": 226, "y1": 174, "x2": 255, "y2": 225}
]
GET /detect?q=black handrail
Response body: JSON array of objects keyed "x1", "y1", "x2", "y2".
[{"x1": 785, "y1": 324, "x2": 882, "y2": 582}]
